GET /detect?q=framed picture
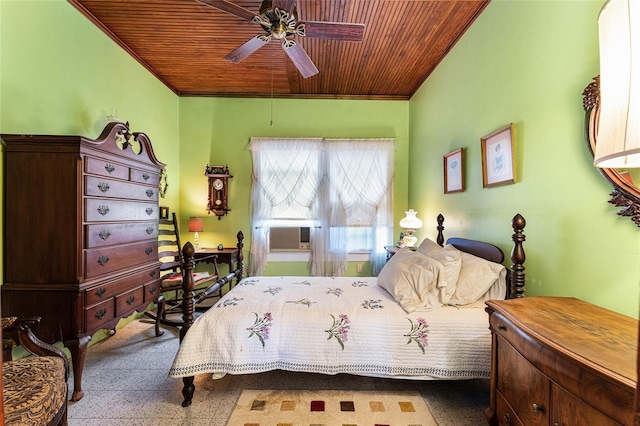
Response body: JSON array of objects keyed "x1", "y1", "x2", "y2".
[
  {"x1": 443, "y1": 148, "x2": 464, "y2": 193},
  {"x1": 159, "y1": 206, "x2": 169, "y2": 220},
  {"x1": 481, "y1": 123, "x2": 516, "y2": 188}
]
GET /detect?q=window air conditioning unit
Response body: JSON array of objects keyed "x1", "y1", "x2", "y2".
[{"x1": 270, "y1": 227, "x2": 311, "y2": 251}]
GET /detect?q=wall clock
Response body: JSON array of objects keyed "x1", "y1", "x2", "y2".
[{"x1": 205, "y1": 164, "x2": 232, "y2": 219}]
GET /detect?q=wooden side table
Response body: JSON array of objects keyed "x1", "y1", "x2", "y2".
[{"x1": 194, "y1": 247, "x2": 239, "y2": 272}]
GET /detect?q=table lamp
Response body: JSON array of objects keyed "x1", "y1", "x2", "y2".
[
  {"x1": 399, "y1": 209, "x2": 423, "y2": 248},
  {"x1": 189, "y1": 217, "x2": 204, "y2": 250}
]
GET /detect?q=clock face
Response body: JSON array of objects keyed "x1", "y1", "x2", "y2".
[{"x1": 213, "y1": 178, "x2": 224, "y2": 190}]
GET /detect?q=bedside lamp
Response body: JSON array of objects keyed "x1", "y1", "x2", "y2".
[
  {"x1": 595, "y1": 0, "x2": 640, "y2": 168},
  {"x1": 189, "y1": 217, "x2": 204, "y2": 250},
  {"x1": 399, "y1": 209, "x2": 423, "y2": 248}
]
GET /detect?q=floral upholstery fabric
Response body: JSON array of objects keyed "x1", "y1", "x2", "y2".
[{"x1": 3, "y1": 356, "x2": 67, "y2": 425}]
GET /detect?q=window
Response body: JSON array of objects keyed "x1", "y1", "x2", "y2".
[{"x1": 249, "y1": 137, "x2": 395, "y2": 277}]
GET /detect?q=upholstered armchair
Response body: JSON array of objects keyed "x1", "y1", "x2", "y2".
[{"x1": 2, "y1": 316, "x2": 69, "y2": 425}]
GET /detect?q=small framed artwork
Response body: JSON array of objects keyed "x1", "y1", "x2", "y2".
[
  {"x1": 159, "y1": 206, "x2": 169, "y2": 220},
  {"x1": 443, "y1": 148, "x2": 464, "y2": 194},
  {"x1": 481, "y1": 123, "x2": 516, "y2": 188}
]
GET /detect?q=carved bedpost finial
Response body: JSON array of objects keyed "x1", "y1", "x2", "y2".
[
  {"x1": 236, "y1": 231, "x2": 245, "y2": 282},
  {"x1": 180, "y1": 242, "x2": 196, "y2": 342},
  {"x1": 436, "y1": 214, "x2": 445, "y2": 247},
  {"x1": 510, "y1": 214, "x2": 526, "y2": 299}
]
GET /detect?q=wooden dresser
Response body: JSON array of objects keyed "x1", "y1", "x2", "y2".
[
  {"x1": 485, "y1": 297, "x2": 637, "y2": 426},
  {"x1": 1, "y1": 122, "x2": 165, "y2": 401}
]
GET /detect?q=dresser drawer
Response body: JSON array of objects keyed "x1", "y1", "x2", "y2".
[
  {"x1": 85, "y1": 241, "x2": 158, "y2": 278},
  {"x1": 495, "y1": 390, "x2": 523, "y2": 426},
  {"x1": 115, "y1": 286, "x2": 145, "y2": 316},
  {"x1": 145, "y1": 279, "x2": 162, "y2": 303},
  {"x1": 85, "y1": 156, "x2": 129, "y2": 180},
  {"x1": 85, "y1": 176, "x2": 159, "y2": 201},
  {"x1": 85, "y1": 266, "x2": 160, "y2": 305},
  {"x1": 496, "y1": 335, "x2": 549, "y2": 426},
  {"x1": 130, "y1": 168, "x2": 159, "y2": 186},
  {"x1": 86, "y1": 221, "x2": 158, "y2": 248},
  {"x1": 85, "y1": 198, "x2": 158, "y2": 222},
  {"x1": 85, "y1": 298, "x2": 115, "y2": 331}
]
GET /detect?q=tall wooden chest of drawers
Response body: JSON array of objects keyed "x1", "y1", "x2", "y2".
[
  {"x1": 1, "y1": 122, "x2": 165, "y2": 401},
  {"x1": 485, "y1": 297, "x2": 637, "y2": 426}
]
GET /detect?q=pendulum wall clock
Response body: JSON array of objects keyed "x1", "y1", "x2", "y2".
[{"x1": 205, "y1": 164, "x2": 232, "y2": 219}]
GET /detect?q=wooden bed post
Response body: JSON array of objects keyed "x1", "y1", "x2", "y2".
[
  {"x1": 236, "y1": 230, "x2": 245, "y2": 282},
  {"x1": 510, "y1": 214, "x2": 526, "y2": 299},
  {"x1": 180, "y1": 241, "x2": 196, "y2": 407},
  {"x1": 436, "y1": 214, "x2": 445, "y2": 246}
]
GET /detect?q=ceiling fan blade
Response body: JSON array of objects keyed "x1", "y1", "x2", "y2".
[
  {"x1": 195, "y1": 0, "x2": 258, "y2": 22},
  {"x1": 282, "y1": 41, "x2": 318, "y2": 78},
  {"x1": 224, "y1": 36, "x2": 270, "y2": 63},
  {"x1": 300, "y1": 21, "x2": 365, "y2": 42}
]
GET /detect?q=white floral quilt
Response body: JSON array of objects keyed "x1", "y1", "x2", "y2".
[{"x1": 169, "y1": 276, "x2": 494, "y2": 380}]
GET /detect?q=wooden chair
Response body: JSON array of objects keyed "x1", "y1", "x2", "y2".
[
  {"x1": 2, "y1": 316, "x2": 69, "y2": 426},
  {"x1": 147, "y1": 212, "x2": 222, "y2": 327}
]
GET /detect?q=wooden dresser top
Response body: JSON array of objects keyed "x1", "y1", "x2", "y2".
[{"x1": 486, "y1": 296, "x2": 638, "y2": 386}]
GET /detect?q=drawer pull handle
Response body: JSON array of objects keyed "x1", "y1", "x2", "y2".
[
  {"x1": 146, "y1": 189, "x2": 154, "y2": 198},
  {"x1": 104, "y1": 164, "x2": 115, "y2": 174},
  {"x1": 95, "y1": 288, "x2": 106, "y2": 298},
  {"x1": 146, "y1": 227, "x2": 154, "y2": 235},
  {"x1": 149, "y1": 286, "x2": 157, "y2": 294},
  {"x1": 497, "y1": 324, "x2": 507, "y2": 331},
  {"x1": 99, "y1": 229, "x2": 111, "y2": 240},
  {"x1": 150, "y1": 270, "x2": 157, "y2": 277},
  {"x1": 126, "y1": 296, "x2": 136, "y2": 305},
  {"x1": 98, "y1": 182, "x2": 110, "y2": 193},
  {"x1": 503, "y1": 413, "x2": 511, "y2": 424},
  {"x1": 532, "y1": 403, "x2": 542, "y2": 414},
  {"x1": 97, "y1": 205, "x2": 110, "y2": 216},
  {"x1": 143, "y1": 173, "x2": 150, "y2": 181},
  {"x1": 145, "y1": 207, "x2": 153, "y2": 216},
  {"x1": 145, "y1": 247, "x2": 153, "y2": 255},
  {"x1": 95, "y1": 309, "x2": 107, "y2": 320},
  {"x1": 97, "y1": 255, "x2": 110, "y2": 266}
]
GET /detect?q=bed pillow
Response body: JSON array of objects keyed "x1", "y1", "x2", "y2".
[
  {"x1": 415, "y1": 238, "x2": 461, "y2": 304},
  {"x1": 444, "y1": 245, "x2": 506, "y2": 306},
  {"x1": 377, "y1": 250, "x2": 447, "y2": 313},
  {"x1": 416, "y1": 237, "x2": 444, "y2": 255}
]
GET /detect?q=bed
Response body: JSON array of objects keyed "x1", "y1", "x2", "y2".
[{"x1": 169, "y1": 213, "x2": 527, "y2": 407}]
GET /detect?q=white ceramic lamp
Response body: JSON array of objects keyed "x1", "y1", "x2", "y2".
[{"x1": 399, "y1": 209, "x2": 423, "y2": 248}]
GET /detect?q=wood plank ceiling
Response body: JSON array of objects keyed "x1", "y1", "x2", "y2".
[{"x1": 70, "y1": 0, "x2": 489, "y2": 100}]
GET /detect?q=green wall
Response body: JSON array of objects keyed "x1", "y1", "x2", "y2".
[
  {"x1": 409, "y1": 0, "x2": 639, "y2": 318},
  {"x1": 1, "y1": 0, "x2": 638, "y2": 319},
  {"x1": 178, "y1": 97, "x2": 409, "y2": 276}
]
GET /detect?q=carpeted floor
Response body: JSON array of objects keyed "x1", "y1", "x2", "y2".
[{"x1": 67, "y1": 317, "x2": 489, "y2": 425}]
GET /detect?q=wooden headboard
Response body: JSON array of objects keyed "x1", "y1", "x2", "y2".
[{"x1": 434, "y1": 213, "x2": 526, "y2": 299}]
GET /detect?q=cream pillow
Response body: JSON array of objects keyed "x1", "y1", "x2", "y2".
[
  {"x1": 416, "y1": 237, "x2": 443, "y2": 255},
  {"x1": 444, "y1": 245, "x2": 506, "y2": 305},
  {"x1": 416, "y1": 238, "x2": 461, "y2": 303},
  {"x1": 377, "y1": 250, "x2": 447, "y2": 313},
  {"x1": 425, "y1": 250, "x2": 461, "y2": 304}
]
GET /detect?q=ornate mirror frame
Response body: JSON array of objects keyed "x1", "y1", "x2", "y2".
[{"x1": 583, "y1": 76, "x2": 640, "y2": 227}]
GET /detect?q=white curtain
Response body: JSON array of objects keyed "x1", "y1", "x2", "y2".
[
  {"x1": 248, "y1": 137, "x2": 395, "y2": 276},
  {"x1": 248, "y1": 137, "x2": 323, "y2": 276},
  {"x1": 325, "y1": 138, "x2": 395, "y2": 275}
]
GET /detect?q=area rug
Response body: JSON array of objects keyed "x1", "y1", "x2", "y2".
[{"x1": 226, "y1": 389, "x2": 438, "y2": 426}]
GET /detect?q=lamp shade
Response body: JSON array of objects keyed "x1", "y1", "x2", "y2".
[
  {"x1": 595, "y1": 0, "x2": 640, "y2": 168},
  {"x1": 188, "y1": 217, "x2": 204, "y2": 233},
  {"x1": 399, "y1": 209, "x2": 423, "y2": 231}
]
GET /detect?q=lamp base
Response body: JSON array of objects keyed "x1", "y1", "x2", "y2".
[{"x1": 402, "y1": 234, "x2": 418, "y2": 248}]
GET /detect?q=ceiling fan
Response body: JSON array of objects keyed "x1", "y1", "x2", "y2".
[{"x1": 195, "y1": 0, "x2": 365, "y2": 78}]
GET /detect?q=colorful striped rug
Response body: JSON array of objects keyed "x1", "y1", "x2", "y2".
[{"x1": 226, "y1": 389, "x2": 438, "y2": 426}]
